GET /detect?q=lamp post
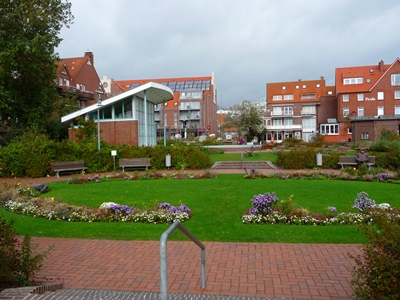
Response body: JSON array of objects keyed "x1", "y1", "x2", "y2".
[{"x1": 97, "y1": 94, "x2": 102, "y2": 152}]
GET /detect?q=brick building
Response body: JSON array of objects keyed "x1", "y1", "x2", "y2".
[
  {"x1": 101, "y1": 74, "x2": 217, "y2": 140},
  {"x1": 56, "y1": 52, "x2": 107, "y2": 108},
  {"x1": 336, "y1": 58, "x2": 400, "y2": 142},
  {"x1": 61, "y1": 82, "x2": 174, "y2": 146},
  {"x1": 265, "y1": 78, "x2": 335, "y2": 142}
]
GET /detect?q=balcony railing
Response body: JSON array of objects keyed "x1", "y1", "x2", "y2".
[
  {"x1": 266, "y1": 124, "x2": 302, "y2": 131},
  {"x1": 301, "y1": 110, "x2": 316, "y2": 115},
  {"x1": 271, "y1": 111, "x2": 294, "y2": 116},
  {"x1": 57, "y1": 86, "x2": 94, "y2": 100}
]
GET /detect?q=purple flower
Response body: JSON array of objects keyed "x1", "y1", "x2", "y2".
[
  {"x1": 249, "y1": 192, "x2": 279, "y2": 215},
  {"x1": 109, "y1": 204, "x2": 133, "y2": 216},
  {"x1": 158, "y1": 202, "x2": 171, "y2": 209},
  {"x1": 329, "y1": 206, "x2": 337, "y2": 212},
  {"x1": 353, "y1": 192, "x2": 376, "y2": 212}
]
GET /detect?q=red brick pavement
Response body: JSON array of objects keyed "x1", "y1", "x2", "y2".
[{"x1": 32, "y1": 237, "x2": 361, "y2": 299}]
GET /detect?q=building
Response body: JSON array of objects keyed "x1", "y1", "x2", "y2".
[
  {"x1": 336, "y1": 58, "x2": 400, "y2": 142},
  {"x1": 101, "y1": 74, "x2": 217, "y2": 140},
  {"x1": 61, "y1": 82, "x2": 174, "y2": 146},
  {"x1": 265, "y1": 77, "x2": 335, "y2": 143},
  {"x1": 56, "y1": 52, "x2": 107, "y2": 108}
]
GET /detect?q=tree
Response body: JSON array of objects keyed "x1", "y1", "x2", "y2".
[
  {"x1": 224, "y1": 99, "x2": 266, "y2": 139},
  {"x1": 0, "y1": 0, "x2": 74, "y2": 132}
]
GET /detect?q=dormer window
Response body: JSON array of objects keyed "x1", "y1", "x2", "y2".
[{"x1": 343, "y1": 77, "x2": 363, "y2": 85}]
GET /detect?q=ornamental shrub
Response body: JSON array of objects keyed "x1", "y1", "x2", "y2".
[
  {"x1": 0, "y1": 217, "x2": 53, "y2": 289},
  {"x1": 349, "y1": 210, "x2": 400, "y2": 299}
]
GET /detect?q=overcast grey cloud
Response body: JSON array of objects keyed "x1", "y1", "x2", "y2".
[{"x1": 56, "y1": 0, "x2": 400, "y2": 107}]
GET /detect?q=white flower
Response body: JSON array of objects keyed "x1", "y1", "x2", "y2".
[{"x1": 377, "y1": 203, "x2": 391, "y2": 210}]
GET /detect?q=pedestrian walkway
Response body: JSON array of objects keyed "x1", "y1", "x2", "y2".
[
  {"x1": 0, "y1": 166, "x2": 356, "y2": 300},
  {"x1": 3, "y1": 238, "x2": 360, "y2": 300}
]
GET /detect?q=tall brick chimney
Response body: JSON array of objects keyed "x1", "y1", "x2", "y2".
[
  {"x1": 85, "y1": 52, "x2": 94, "y2": 66},
  {"x1": 378, "y1": 60, "x2": 384, "y2": 72}
]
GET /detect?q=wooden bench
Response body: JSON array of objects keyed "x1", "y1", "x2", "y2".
[
  {"x1": 119, "y1": 158, "x2": 151, "y2": 172},
  {"x1": 51, "y1": 160, "x2": 87, "y2": 178},
  {"x1": 260, "y1": 144, "x2": 274, "y2": 151},
  {"x1": 338, "y1": 156, "x2": 375, "y2": 169}
]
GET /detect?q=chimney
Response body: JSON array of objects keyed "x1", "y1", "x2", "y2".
[
  {"x1": 378, "y1": 60, "x2": 384, "y2": 72},
  {"x1": 85, "y1": 52, "x2": 94, "y2": 65}
]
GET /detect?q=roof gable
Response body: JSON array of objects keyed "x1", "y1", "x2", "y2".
[{"x1": 369, "y1": 57, "x2": 400, "y2": 92}]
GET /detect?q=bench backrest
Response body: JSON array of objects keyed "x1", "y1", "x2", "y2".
[
  {"x1": 51, "y1": 160, "x2": 85, "y2": 170},
  {"x1": 119, "y1": 158, "x2": 151, "y2": 167},
  {"x1": 338, "y1": 156, "x2": 357, "y2": 163},
  {"x1": 339, "y1": 156, "x2": 375, "y2": 163}
]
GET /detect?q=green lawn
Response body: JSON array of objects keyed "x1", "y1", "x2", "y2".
[
  {"x1": 209, "y1": 151, "x2": 278, "y2": 163},
  {"x1": 2, "y1": 174, "x2": 398, "y2": 244}
]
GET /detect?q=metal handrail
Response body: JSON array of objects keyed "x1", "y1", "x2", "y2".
[{"x1": 160, "y1": 221, "x2": 206, "y2": 300}]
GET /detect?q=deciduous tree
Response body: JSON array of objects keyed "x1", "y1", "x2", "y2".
[
  {"x1": 0, "y1": 0, "x2": 74, "y2": 132},
  {"x1": 224, "y1": 99, "x2": 266, "y2": 139}
]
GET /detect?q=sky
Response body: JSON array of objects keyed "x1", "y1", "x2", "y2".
[{"x1": 56, "y1": 0, "x2": 400, "y2": 108}]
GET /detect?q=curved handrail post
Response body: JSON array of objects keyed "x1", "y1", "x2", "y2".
[{"x1": 160, "y1": 221, "x2": 206, "y2": 300}]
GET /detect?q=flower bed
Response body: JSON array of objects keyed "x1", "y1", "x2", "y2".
[
  {"x1": 242, "y1": 191, "x2": 400, "y2": 225},
  {"x1": 67, "y1": 170, "x2": 217, "y2": 184},
  {"x1": 1, "y1": 184, "x2": 191, "y2": 224}
]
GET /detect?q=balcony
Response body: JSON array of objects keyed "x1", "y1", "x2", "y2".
[
  {"x1": 271, "y1": 111, "x2": 294, "y2": 117},
  {"x1": 266, "y1": 124, "x2": 302, "y2": 131},
  {"x1": 57, "y1": 86, "x2": 94, "y2": 101},
  {"x1": 179, "y1": 115, "x2": 200, "y2": 121},
  {"x1": 301, "y1": 110, "x2": 316, "y2": 116}
]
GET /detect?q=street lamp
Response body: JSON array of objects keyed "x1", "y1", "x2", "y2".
[{"x1": 97, "y1": 94, "x2": 102, "y2": 151}]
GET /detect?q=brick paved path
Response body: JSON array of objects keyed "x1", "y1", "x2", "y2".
[{"x1": 28, "y1": 238, "x2": 360, "y2": 300}]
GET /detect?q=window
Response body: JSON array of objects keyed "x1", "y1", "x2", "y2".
[
  {"x1": 296, "y1": 85, "x2": 299, "y2": 89},
  {"x1": 391, "y1": 74, "x2": 400, "y2": 86},
  {"x1": 358, "y1": 94, "x2": 364, "y2": 101},
  {"x1": 284, "y1": 94, "x2": 293, "y2": 100},
  {"x1": 273, "y1": 95, "x2": 282, "y2": 100},
  {"x1": 361, "y1": 132, "x2": 369, "y2": 140},
  {"x1": 81, "y1": 84, "x2": 86, "y2": 91},
  {"x1": 283, "y1": 106, "x2": 293, "y2": 115},
  {"x1": 320, "y1": 124, "x2": 339, "y2": 135},
  {"x1": 358, "y1": 107, "x2": 364, "y2": 116},
  {"x1": 377, "y1": 106, "x2": 384, "y2": 116},
  {"x1": 302, "y1": 105, "x2": 316, "y2": 115},
  {"x1": 343, "y1": 108, "x2": 349, "y2": 116},
  {"x1": 273, "y1": 106, "x2": 282, "y2": 115},
  {"x1": 302, "y1": 118, "x2": 316, "y2": 130},
  {"x1": 343, "y1": 77, "x2": 363, "y2": 85},
  {"x1": 316, "y1": 84, "x2": 320, "y2": 88},
  {"x1": 395, "y1": 91, "x2": 400, "y2": 99},
  {"x1": 284, "y1": 118, "x2": 293, "y2": 126},
  {"x1": 59, "y1": 78, "x2": 63, "y2": 85},
  {"x1": 273, "y1": 119, "x2": 282, "y2": 126},
  {"x1": 76, "y1": 83, "x2": 80, "y2": 89},
  {"x1": 282, "y1": 86, "x2": 286, "y2": 90},
  {"x1": 301, "y1": 94, "x2": 316, "y2": 99},
  {"x1": 343, "y1": 94, "x2": 349, "y2": 102},
  {"x1": 395, "y1": 106, "x2": 400, "y2": 115},
  {"x1": 377, "y1": 92, "x2": 384, "y2": 100}
]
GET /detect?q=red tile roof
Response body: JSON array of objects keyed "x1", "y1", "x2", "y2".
[{"x1": 335, "y1": 58, "x2": 400, "y2": 94}]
